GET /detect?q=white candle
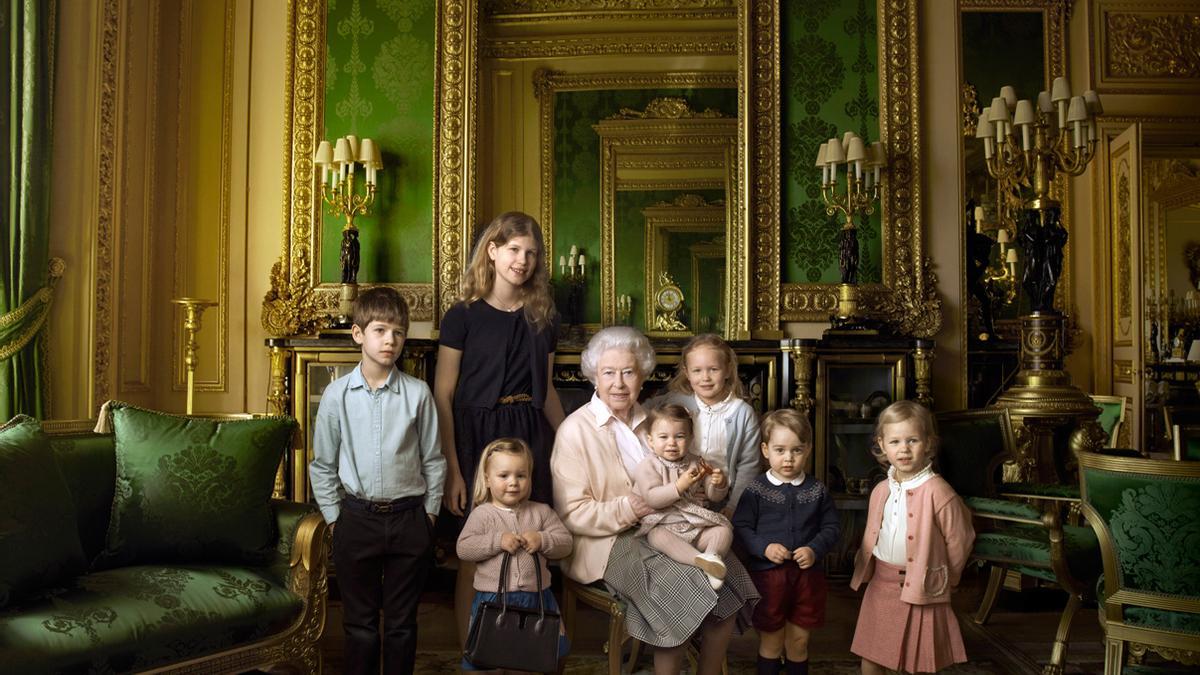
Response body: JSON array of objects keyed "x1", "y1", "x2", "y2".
[
  {"x1": 578, "y1": 254, "x2": 585, "y2": 277},
  {"x1": 1021, "y1": 125, "x2": 1031, "y2": 151}
]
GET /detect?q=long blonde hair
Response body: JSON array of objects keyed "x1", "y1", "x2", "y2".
[
  {"x1": 471, "y1": 438, "x2": 535, "y2": 506},
  {"x1": 667, "y1": 333, "x2": 745, "y2": 399},
  {"x1": 461, "y1": 211, "x2": 556, "y2": 332}
]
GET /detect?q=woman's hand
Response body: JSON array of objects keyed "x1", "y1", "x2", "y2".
[
  {"x1": 443, "y1": 470, "x2": 467, "y2": 516},
  {"x1": 793, "y1": 546, "x2": 817, "y2": 569},
  {"x1": 628, "y1": 493, "x2": 656, "y2": 519},
  {"x1": 519, "y1": 531, "x2": 543, "y2": 553},
  {"x1": 500, "y1": 532, "x2": 524, "y2": 554},
  {"x1": 764, "y1": 543, "x2": 791, "y2": 564}
]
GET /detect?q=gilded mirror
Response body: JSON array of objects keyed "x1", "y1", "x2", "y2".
[
  {"x1": 1144, "y1": 158, "x2": 1200, "y2": 359},
  {"x1": 271, "y1": 1, "x2": 925, "y2": 339}
]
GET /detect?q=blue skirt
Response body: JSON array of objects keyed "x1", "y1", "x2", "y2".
[{"x1": 462, "y1": 588, "x2": 570, "y2": 671}]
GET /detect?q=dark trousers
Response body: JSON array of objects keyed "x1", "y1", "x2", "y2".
[{"x1": 332, "y1": 497, "x2": 433, "y2": 675}]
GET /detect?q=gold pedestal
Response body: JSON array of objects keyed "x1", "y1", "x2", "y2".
[
  {"x1": 993, "y1": 312, "x2": 1102, "y2": 484},
  {"x1": 338, "y1": 283, "x2": 358, "y2": 325},
  {"x1": 836, "y1": 282, "x2": 858, "y2": 319}
]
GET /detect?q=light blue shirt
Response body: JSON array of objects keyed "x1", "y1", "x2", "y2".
[{"x1": 309, "y1": 363, "x2": 446, "y2": 524}]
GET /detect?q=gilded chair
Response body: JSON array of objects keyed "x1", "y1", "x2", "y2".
[
  {"x1": 561, "y1": 578, "x2": 642, "y2": 675},
  {"x1": 1089, "y1": 394, "x2": 1127, "y2": 449},
  {"x1": 1172, "y1": 424, "x2": 1200, "y2": 461},
  {"x1": 1163, "y1": 405, "x2": 1200, "y2": 448},
  {"x1": 1077, "y1": 450, "x2": 1200, "y2": 674},
  {"x1": 936, "y1": 408, "x2": 1102, "y2": 675}
]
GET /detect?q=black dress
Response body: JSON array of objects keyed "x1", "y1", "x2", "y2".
[{"x1": 439, "y1": 300, "x2": 559, "y2": 510}]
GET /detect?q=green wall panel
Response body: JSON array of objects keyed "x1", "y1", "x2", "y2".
[
  {"x1": 322, "y1": 0, "x2": 435, "y2": 284},
  {"x1": 552, "y1": 89, "x2": 737, "y2": 323},
  {"x1": 781, "y1": 0, "x2": 881, "y2": 284}
]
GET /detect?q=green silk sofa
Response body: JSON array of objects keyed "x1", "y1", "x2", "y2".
[{"x1": 0, "y1": 417, "x2": 329, "y2": 674}]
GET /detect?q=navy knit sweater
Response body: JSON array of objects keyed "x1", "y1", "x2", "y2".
[{"x1": 732, "y1": 472, "x2": 841, "y2": 572}]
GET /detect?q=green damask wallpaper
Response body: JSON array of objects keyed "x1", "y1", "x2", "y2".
[
  {"x1": 612, "y1": 189, "x2": 726, "y2": 331},
  {"x1": 553, "y1": 89, "x2": 737, "y2": 324},
  {"x1": 322, "y1": 0, "x2": 435, "y2": 285},
  {"x1": 781, "y1": 0, "x2": 881, "y2": 284}
]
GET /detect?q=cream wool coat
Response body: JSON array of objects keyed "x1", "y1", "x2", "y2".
[{"x1": 550, "y1": 404, "x2": 646, "y2": 584}]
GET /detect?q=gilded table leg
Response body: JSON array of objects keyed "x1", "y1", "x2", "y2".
[
  {"x1": 974, "y1": 565, "x2": 1005, "y2": 625},
  {"x1": 1042, "y1": 592, "x2": 1082, "y2": 675}
]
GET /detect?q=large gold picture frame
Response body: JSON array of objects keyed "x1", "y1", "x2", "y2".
[
  {"x1": 269, "y1": 0, "x2": 937, "y2": 338},
  {"x1": 746, "y1": 0, "x2": 940, "y2": 336}
]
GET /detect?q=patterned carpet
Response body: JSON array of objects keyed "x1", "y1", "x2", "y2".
[{"x1": 413, "y1": 651, "x2": 1003, "y2": 674}]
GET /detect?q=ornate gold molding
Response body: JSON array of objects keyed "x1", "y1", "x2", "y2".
[
  {"x1": 1092, "y1": 1, "x2": 1200, "y2": 93},
  {"x1": 594, "y1": 112, "x2": 739, "y2": 328},
  {"x1": 94, "y1": 0, "x2": 119, "y2": 410},
  {"x1": 757, "y1": 0, "x2": 940, "y2": 335},
  {"x1": 642, "y1": 197, "x2": 725, "y2": 330},
  {"x1": 482, "y1": 33, "x2": 736, "y2": 59},
  {"x1": 269, "y1": 0, "x2": 438, "y2": 336},
  {"x1": 484, "y1": 0, "x2": 734, "y2": 14}
]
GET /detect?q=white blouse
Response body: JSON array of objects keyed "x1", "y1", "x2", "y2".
[
  {"x1": 872, "y1": 463, "x2": 935, "y2": 565},
  {"x1": 588, "y1": 393, "x2": 649, "y2": 475},
  {"x1": 694, "y1": 391, "x2": 734, "y2": 468}
]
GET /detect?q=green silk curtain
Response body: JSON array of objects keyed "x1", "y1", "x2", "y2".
[{"x1": 0, "y1": 0, "x2": 56, "y2": 419}]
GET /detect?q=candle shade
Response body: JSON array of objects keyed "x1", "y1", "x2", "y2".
[
  {"x1": 815, "y1": 142, "x2": 828, "y2": 167},
  {"x1": 846, "y1": 136, "x2": 866, "y2": 163},
  {"x1": 869, "y1": 141, "x2": 885, "y2": 166},
  {"x1": 333, "y1": 137, "x2": 351, "y2": 164},
  {"x1": 974, "y1": 206, "x2": 985, "y2": 224},
  {"x1": 1067, "y1": 96, "x2": 1088, "y2": 123},
  {"x1": 975, "y1": 112, "x2": 990, "y2": 139},
  {"x1": 987, "y1": 97, "x2": 1010, "y2": 125},
  {"x1": 358, "y1": 138, "x2": 376, "y2": 164},
  {"x1": 1013, "y1": 100, "x2": 1035, "y2": 126},
  {"x1": 314, "y1": 140, "x2": 333, "y2": 165},
  {"x1": 1005, "y1": 248, "x2": 1018, "y2": 263},
  {"x1": 826, "y1": 137, "x2": 846, "y2": 163},
  {"x1": 999, "y1": 85, "x2": 1017, "y2": 111},
  {"x1": 842, "y1": 130, "x2": 856, "y2": 148},
  {"x1": 1037, "y1": 90, "x2": 1053, "y2": 113},
  {"x1": 1083, "y1": 89, "x2": 1103, "y2": 116},
  {"x1": 345, "y1": 135, "x2": 360, "y2": 161},
  {"x1": 1051, "y1": 76, "x2": 1071, "y2": 103},
  {"x1": 997, "y1": 229, "x2": 1010, "y2": 244}
]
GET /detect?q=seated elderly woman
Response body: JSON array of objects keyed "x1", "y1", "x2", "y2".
[{"x1": 551, "y1": 327, "x2": 758, "y2": 675}]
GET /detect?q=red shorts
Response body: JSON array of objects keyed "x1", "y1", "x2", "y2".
[{"x1": 749, "y1": 564, "x2": 828, "y2": 631}]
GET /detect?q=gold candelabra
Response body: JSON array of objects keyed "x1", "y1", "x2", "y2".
[
  {"x1": 816, "y1": 131, "x2": 885, "y2": 327},
  {"x1": 313, "y1": 135, "x2": 382, "y2": 324},
  {"x1": 976, "y1": 78, "x2": 1105, "y2": 485},
  {"x1": 975, "y1": 203, "x2": 1020, "y2": 308},
  {"x1": 172, "y1": 298, "x2": 217, "y2": 414}
]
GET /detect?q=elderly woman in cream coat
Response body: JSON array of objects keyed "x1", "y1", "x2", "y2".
[{"x1": 551, "y1": 327, "x2": 757, "y2": 675}]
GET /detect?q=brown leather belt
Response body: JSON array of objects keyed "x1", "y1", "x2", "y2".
[{"x1": 497, "y1": 393, "x2": 533, "y2": 405}]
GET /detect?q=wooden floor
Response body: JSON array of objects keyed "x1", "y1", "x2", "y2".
[{"x1": 313, "y1": 563, "x2": 1123, "y2": 674}]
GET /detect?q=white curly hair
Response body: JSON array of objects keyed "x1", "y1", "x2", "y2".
[{"x1": 579, "y1": 326, "x2": 657, "y2": 385}]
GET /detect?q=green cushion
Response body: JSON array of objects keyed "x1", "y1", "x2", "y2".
[
  {"x1": 1003, "y1": 482, "x2": 1080, "y2": 500},
  {"x1": 1094, "y1": 400, "x2": 1123, "y2": 442},
  {"x1": 0, "y1": 416, "x2": 86, "y2": 608},
  {"x1": 972, "y1": 522, "x2": 1101, "y2": 584},
  {"x1": 1125, "y1": 606, "x2": 1200, "y2": 635},
  {"x1": 49, "y1": 432, "x2": 116, "y2": 563},
  {"x1": 0, "y1": 564, "x2": 302, "y2": 673},
  {"x1": 965, "y1": 496, "x2": 1042, "y2": 520},
  {"x1": 95, "y1": 404, "x2": 296, "y2": 568}
]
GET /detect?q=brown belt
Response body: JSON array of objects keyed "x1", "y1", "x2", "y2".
[{"x1": 498, "y1": 393, "x2": 533, "y2": 405}]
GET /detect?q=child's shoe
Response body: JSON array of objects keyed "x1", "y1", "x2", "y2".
[{"x1": 694, "y1": 553, "x2": 727, "y2": 589}]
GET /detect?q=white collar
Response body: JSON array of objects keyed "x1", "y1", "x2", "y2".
[
  {"x1": 588, "y1": 393, "x2": 647, "y2": 431},
  {"x1": 887, "y1": 462, "x2": 935, "y2": 490},
  {"x1": 766, "y1": 470, "x2": 805, "y2": 486},
  {"x1": 694, "y1": 390, "x2": 734, "y2": 413}
]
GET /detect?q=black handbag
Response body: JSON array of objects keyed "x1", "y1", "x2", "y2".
[{"x1": 463, "y1": 551, "x2": 562, "y2": 672}]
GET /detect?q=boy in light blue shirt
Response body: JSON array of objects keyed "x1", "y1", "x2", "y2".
[{"x1": 309, "y1": 286, "x2": 445, "y2": 675}]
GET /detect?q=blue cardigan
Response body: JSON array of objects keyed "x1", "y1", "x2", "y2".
[{"x1": 732, "y1": 472, "x2": 841, "y2": 572}]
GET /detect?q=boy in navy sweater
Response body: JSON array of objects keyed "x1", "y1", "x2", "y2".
[{"x1": 733, "y1": 409, "x2": 840, "y2": 675}]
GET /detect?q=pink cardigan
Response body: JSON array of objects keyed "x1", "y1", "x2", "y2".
[
  {"x1": 850, "y1": 474, "x2": 975, "y2": 605},
  {"x1": 550, "y1": 404, "x2": 644, "y2": 584},
  {"x1": 456, "y1": 501, "x2": 573, "y2": 592}
]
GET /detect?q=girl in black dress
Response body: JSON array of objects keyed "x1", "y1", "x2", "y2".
[{"x1": 434, "y1": 211, "x2": 566, "y2": 646}]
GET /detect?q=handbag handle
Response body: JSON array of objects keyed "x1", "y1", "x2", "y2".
[{"x1": 492, "y1": 550, "x2": 549, "y2": 633}]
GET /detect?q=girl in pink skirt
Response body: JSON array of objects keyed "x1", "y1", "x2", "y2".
[{"x1": 850, "y1": 401, "x2": 975, "y2": 674}]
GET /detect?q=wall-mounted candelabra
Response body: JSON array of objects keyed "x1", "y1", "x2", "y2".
[
  {"x1": 557, "y1": 245, "x2": 587, "y2": 339},
  {"x1": 975, "y1": 204, "x2": 1020, "y2": 309},
  {"x1": 975, "y1": 77, "x2": 1104, "y2": 483},
  {"x1": 313, "y1": 135, "x2": 383, "y2": 324},
  {"x1": 616, "y1": 294, "x2": 633, "y2": 326},
  {"x1": 816, "y1": 130, "x2": 885, "y2": 330}
]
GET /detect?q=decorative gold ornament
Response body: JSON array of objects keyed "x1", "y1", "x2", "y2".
[
  {"x1": 171, "y1": 298, "x2": 218, "y2": 415},
  {"x1": 649, "y1": 272, "x2": 688, "y2": 335}
]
